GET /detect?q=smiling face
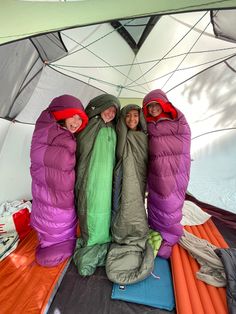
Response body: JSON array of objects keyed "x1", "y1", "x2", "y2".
[
  {"x1": 100, "y1": 105, "x2": 117, "y2": 123},
  {"x1": 125, "y1": 109, "x2": 139, "y2": 130},
  {"x1": 64, "y1": 114, "x2": 83, "y2": 133},
  {"x1": 147, "y1": 102, "x2": 163, "y2": 117}
]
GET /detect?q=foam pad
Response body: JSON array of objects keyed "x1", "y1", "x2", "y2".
[
  {"x1": 111, "y1": 257, "x2": 175, "y2": 310},
  {"x1": 171, "y1": 219, "x2": 229, "y2": 314}
]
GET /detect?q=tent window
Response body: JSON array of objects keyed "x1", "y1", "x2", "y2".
[{"x1": 111, "y1": 16, "x2": 161, "y2": 54}]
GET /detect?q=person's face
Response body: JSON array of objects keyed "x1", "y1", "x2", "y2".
[
  {"x1": 65, "y1": 114, "x2": 83, "y2": 133},
  {"x1": 147, "y1": 102, "x2": 163, "y2": 117},
  {"x1": 101, "y1": 105, "x2": 117, "y2": 123},
  {"x1": 125, "y1": 109, "x2": 139, "y2": 130}
]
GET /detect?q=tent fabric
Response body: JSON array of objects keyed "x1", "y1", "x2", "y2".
[
  {"x1": 181, "y1": 200, "x2": 212, "y2": 226},
  {"x1": 0, "y1": 121, "x2": 34, "y2": 205},
  {"x1": 111, "y1": 16, "x2": 161, "y2": 54},
  {"x1": 0, "y1": 28, "x2": 70, "y2": 119},
  {"x1": 49, "y1": 11, "x2": 236, "y2": 98},
  {"x1": 1, "y1": 9, "x2": 236, "y2": 212},
  {"x1": 1, "y1": 1, "x2": 236, "y2": 46},
  {"x1": 211, "y1": 9, "x2": 236, "y2": 43},
  {"x1": 0, "y1": 4, "x2": 236, "y2": 313},
  {"x1": 31, "y1": 32, "x2": 68, "y2": 62},
  {"x1": 2, "y1": 8, "x2": 236, "y2": 117},
  {"x1": 0, "y1": 39, "x2": 43, "y2": 119},
  {"x1": 48, "y1": 260, "x2": 175, "y2": 314},
  {"x1": 16, "y1": 66, "x2": 103, "y2": 124},
  {"x1": 186, "y1": 194, "x2": 236, "y2": 231}
]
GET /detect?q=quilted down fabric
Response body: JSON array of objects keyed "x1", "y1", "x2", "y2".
[
  {"x1": 30, "y1": 94, "x2": 88, "y2": 267},
  {"x1": 143, "y1": 89, "x2": 191, "y2": 259},
  {"x1": 106, "y1": 104, "x2": 154, "y2": 285}
]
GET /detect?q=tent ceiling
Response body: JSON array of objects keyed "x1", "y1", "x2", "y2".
[
  {"x1": 211, "y1": 9, "x2": 236, "y2": 43},
  {"x1": 111, "y1": 16, "x2": 161, "y2": 54},
  {"x1": 0, "y1": 40, "x2": 43, "y2": 118},
  {"x1": 1, "y1": 9, "x2": 236, "y2": 120},
  {"x1": 1, "y1": 0, "x2": 236, "y2": 45},
  {"x1": 0, "y1": 32, "x2": 69, "y2": 119},
  {"x1": 48, "y1": 11, "x2": 236, "y2": 98},
  {"x1": 31, "y1": 32, "x2": 67, "y2": 62}
]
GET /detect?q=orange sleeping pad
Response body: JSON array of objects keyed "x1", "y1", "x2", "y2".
[
  {"x1": 170, "y1": 218, "x2": 228, "y2": 314},
  {"x1": 0, "y1": 230, "x2": 69, "y2": 314}
]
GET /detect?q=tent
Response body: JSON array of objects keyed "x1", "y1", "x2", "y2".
[
  {"x1": 0, "y1": 1, "x2": 236, "y2": 313},
  {"x1": 0, "y1": 0, "x2": 236, "y2": 212}
]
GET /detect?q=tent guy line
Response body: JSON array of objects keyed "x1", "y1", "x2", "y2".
[
  {"x1": 167, "y1": 52, "x2": 236, "y2": 92},
  {"x1": 161, "y1": 15, "x2": 211, "y2": 89},
  {"x1": 125, "y1": 11, "x2": 209, "y2": 87},
  {"x1": 49, "y1": 65, "x2": 150, "y2": 96},
  {"x1": 51, "y1": 51, "x2": 236, "y2": 95},
  {"x1": 51, "y1": 46, "x2": 236, "y2": 68}
]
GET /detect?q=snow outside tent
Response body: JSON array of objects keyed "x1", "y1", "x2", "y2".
[{"x1": 0, "y1": 0, "x2": 236, "y2": 214}]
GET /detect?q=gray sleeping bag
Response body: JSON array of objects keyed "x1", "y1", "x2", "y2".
[{"x1": 106, "y1": 104, "x2": 154, "y2": 285}]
